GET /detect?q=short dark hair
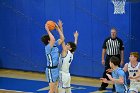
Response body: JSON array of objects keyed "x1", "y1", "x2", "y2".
[
  {"x1": 67, "y1": 42, "x2": 77, "y2": 53},
  {"x1": 41, "y1": 35, "x2": 50, "y2": 45},
  {"x1": 110, "y1": 56, "x2": 120, "y2": 66}
]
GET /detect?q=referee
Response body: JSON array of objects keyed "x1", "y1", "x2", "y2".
[{"x1": 98, "y1": 28, "x2": 124, "y2": 91}]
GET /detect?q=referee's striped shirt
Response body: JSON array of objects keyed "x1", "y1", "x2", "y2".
[{"x1": 102, "y1": 37, "x2": 124, "y2": 56}]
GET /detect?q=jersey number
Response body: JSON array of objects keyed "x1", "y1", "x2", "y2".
[
  {"x1": 69, "y1": 57, "x2": 72, "y2": 63},
  {"x1": 133, "y1": 73, "x2": 136, "y2": 76}
]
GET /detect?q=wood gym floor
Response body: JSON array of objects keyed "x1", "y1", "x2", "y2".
[{"x1": 0, "y1": 69, "x2": 113, "y2": 93}]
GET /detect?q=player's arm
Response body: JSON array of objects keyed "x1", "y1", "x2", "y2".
[
  {"x1": 120, "y1": 50, "x2": 124, "y2": 65},
  {"x1": 123, "y1": 63, "x2": 128, "y2": 72},
  {"x1": 102, "y1": 39, "x2": 107, "y2": 65},
  {"x1": 74, "y1": 31, "x2": 79, "y2": 45},
  {"x1": 56, "y1": 20, "x2": 64, "y2": 45},
  {"x1": 101, "y1": 73, "x2": 124, "y2": 84},
  {"x1": 45, "y1": 24, "x2": 55, "y2": 48},
  {"x1": 100, "y1": 78, "x2": 114, "y2": 84},
  {"x1": 61, "y1": 41, "x2": 67, "y2": 57},
  {"x1": 102, "y1": 49, "x2": 106, "y2": 65},
  {"x1": 106, "y1": 74, "x2": 124, "y2": 84},
  {"x1": 106, "y1": 63, "x2": 128, "y2": 73},
  {"x1": 106, "y1": 68, "x2": 113, "y2": 73},
  {"x1": 112, "y1": 76, "x2": 124, "y2": 84},
  {"x1": 56, "y1": 20, "x2": 67, "y2": 57},
  {"x1": 120, "y1": 39, "x2": 124, "y2": 66}
]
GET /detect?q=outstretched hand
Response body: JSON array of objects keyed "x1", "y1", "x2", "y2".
[
  {"x1": 106, "y1": 69, "x2": 113, "y2": 73},
  {"x1": 106, "y1": 74, "x2": 112, "y2": 80},
  {"x1": 58, "y1": 20, "x2": 63, "y2": 29},
  {"x1": 56, "y1": 20, "x2": 63, "y2": 33},
  {"x1": 55, "y1": 23, "x2": 61, "y2": 31},
  {"x1": 74, "y1": 31, "x2": 79, "y2": 38},
  {"x1": 45, "y1": 24, "x2": 50, "y2": 32},
  {"x1": 100, "y1": 78, "x2": 108, "y2": 83}
]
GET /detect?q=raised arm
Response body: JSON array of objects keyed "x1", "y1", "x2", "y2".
[
  {"x1": 56, "y1": 20, "x2": 64, "y2": 45},
  {"x1": 74, "y1": 31, "x2": 79, "y2": 45},
  {"x1": 56, "y1": 20, "x2": 67, "y2": 57},
  {"x1": 45, "y1": 24, "x2": 55, "y2": 48}
]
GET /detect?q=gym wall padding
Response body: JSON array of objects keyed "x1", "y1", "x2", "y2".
[
  {"x1": 131, "y1": 3, "x2": 140, "y2": 53},
  {"x1": 0, "y1": 0, "x2": 139, "y2": 77}
]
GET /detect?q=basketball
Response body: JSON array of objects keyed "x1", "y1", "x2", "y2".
[{"x1": 45, "y1": 20, "x2": 56, "y2": 31}]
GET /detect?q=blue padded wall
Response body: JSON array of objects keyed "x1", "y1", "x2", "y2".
[
  {"x1": 131, "y1": 3, "x2": 140, "y2": 53},
  {"x1": 0, "y1": 0, "x2": 133, "y2": 77}
]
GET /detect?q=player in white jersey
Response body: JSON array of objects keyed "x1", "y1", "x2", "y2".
[
  {"x1": 57, "y1": 21, "x2": 79, "y2": 93},
  {"x1": 123, "y1": 52, "x2": 140, "y2": 93}
]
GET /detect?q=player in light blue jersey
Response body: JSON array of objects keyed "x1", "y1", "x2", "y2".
[
  {"x1": 41, "y1": 20, "x2": 64, "y2": 93},
  {"x1": 101, "y1": 56, "x2": 128, "y2": 93}
]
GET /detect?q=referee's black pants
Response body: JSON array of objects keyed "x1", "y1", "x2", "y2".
[{"x1": 101, "y1": 55, "x2": 121, "y2": 89}]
